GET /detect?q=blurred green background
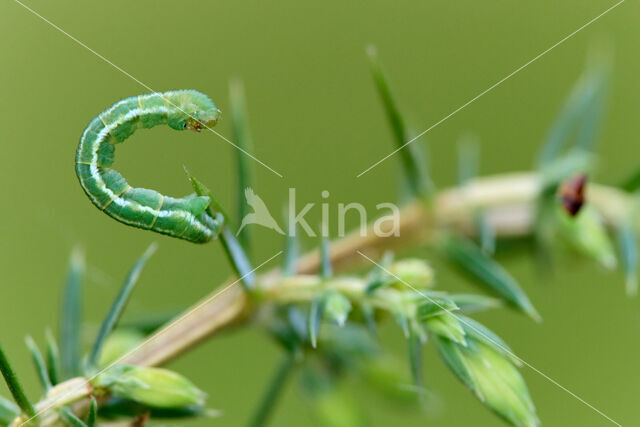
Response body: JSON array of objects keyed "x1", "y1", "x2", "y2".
[{"x1": 1, "y1": 0, "x2": 639, "y2": 425}]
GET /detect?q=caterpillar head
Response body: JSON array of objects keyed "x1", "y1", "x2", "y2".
[
  {"x1": 168, "y1": 90, "x2": 221, "y2": 132},
  {"x1": 184, "y1": 106, "x2": 221, "y2": 132}
]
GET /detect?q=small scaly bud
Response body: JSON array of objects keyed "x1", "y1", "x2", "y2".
[
  {"x1": 388, "y1": 259, "x2": 434, "y2": 289},
  {"x1": 93, "y1": 364, "x2": 206, "y2": 409},
  {"x1": 323, "y1": 292, "x2": 352, "y2": 327},
  {"x1": 465, "y1": 340, "x2": 538, "y2": 426},
  {"x1": 436, "y1": 336, "x2": 538, "y2": 427}
]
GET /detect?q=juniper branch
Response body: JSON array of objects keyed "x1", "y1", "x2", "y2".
[{"x1": 121, "y1": 172, "x2": 633, "y2": 367}]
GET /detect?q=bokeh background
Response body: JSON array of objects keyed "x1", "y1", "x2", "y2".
[{"x1": 1, "y1": 0, "x2": 639, "y2": 425}]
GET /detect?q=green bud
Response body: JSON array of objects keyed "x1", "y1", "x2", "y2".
[
  {"x1": 464, "y1": 340, "x2": 537, "y2": 427},
  {"x1": 436, "y1": 334, "x2": 538, "y2": 427},
  {"x1": 323, "y1": 292, "x2": 352, "y2": 327},
  {"x1": 93, "y1": 364, "x2": 206, "y2": 409},
  {"x1": 557, "y1": 205, "x2": 617, "y2": 269},
  {"x1": 98, "y1": 329, "x2": 145, "y2": 368},
  {"x1": 388, "y1": 259, "x2": 434, "y2": 289}
]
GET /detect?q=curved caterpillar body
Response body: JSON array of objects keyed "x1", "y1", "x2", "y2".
[{"x1": 76, "y1": 90, "x2": 223, "y2": 243}]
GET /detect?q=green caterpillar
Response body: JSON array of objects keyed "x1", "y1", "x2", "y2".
[{"x1": 75, "y1": 90, "x2": 223, "y2": 243}]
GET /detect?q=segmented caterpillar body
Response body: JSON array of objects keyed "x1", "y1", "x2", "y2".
[{"x1": 75, "y1": 90, "x2": 223, "y2": 243}]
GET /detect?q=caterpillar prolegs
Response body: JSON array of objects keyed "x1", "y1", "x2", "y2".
[{"x1": 75, "y1": 90, "x2": 223, "y2": 243}]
